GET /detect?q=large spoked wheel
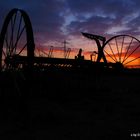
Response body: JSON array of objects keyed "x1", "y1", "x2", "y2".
[
  {"x1": 103, "y1": 35, "x2": 140, "y2": 68},
  {"x1": 0, "y1": 8, "x2": 35, "y2": 71}
]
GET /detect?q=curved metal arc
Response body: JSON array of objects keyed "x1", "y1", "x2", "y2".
[{"x1": 103, "y1": 35, "x2": 140, "y2": 47}]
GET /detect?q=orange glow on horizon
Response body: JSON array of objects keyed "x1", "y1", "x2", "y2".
[{"x1": 35, "y1": 46, "x2": 140, "y2": 67}]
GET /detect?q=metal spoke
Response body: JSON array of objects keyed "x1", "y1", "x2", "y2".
[
  {"x1": 120, "y1": 36, "x2": 125, "y2": 62},
  {"x1": 9, "y1": 13, "x2": 17, "y2": 56},
  {"x1": 104, "y1": 50, "x2": 116, "y2": 62},
  {"x1": 17, "y1": 25, "x2": 25, "y2": 41},
  {"x1": 115, "y1": 37, "x2": 120, "y2": 62},
  {"x1": 14, "y1": 15, "x2": 23, "y2": 51},
  {"x1": 108, "y1": 42, "x2": 118, "y2": 62},
  {"x1": 124, "y1": 56, "x2": 140, "y2": 65},
  {"x1": 8, "y1": 14, "x2": 16, "y2": 55},
  {"x1": 122, "y1": 37, "x2": 133, "y2": 63},
  {"x1": 11, "y1": 15, "x2": 23, "y2": 55},
  {"x1": 9, "y1": 16, "x2": 14, "y2": 53},
  {"x1": 13, "y1": 26, "x2": 25, "y2": 53},
  {"x1": 123, "y1": 44, "x2": 140, "y2": 64},
  {"x1": 18, "y1": 43, "x2": 27, "y2": 55},
  {"x1": 17, "y1": 15, "x2": 23, "y2": 39}
]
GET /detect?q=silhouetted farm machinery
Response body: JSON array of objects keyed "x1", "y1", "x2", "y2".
[
  {"x1": 1, "y1": 9, "x2": 140, "y2": 140},
  {"x1": 1, "y1": 8, "x2": 140, "y2": 72}
]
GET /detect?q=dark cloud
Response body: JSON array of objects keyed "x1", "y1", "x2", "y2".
[
  {"x1": 67, "y1": 15, "x2": 115, "y2": 36},
  {"x1": 1, "y1": 0, "x2": 140, "y2": 50},
  {"x1": 65, "y1": 0, "x2": 140, "y2": 53},
  {"x1": 0, "y1": 0, "x2": 67, "y2": 44}
]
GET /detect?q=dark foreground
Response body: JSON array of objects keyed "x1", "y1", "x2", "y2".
[{"x1": 0, "y1": 67, "x2": 140, "y2": 139}]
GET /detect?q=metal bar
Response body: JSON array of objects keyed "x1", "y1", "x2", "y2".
[
  {"x1": 9, "y1": 16, "x2": 14, "y2": 54},
  {"x1": 18, "y1": 43, "x2": 27, "y2": 55},
  {"x1": 120, "y1": 36, "x2": 125, "y2": 62},
  {"x1": 8, "y1": 56, "x2": 94, "y2": 66},
  {"x1": 124, "y1": 56, "x2": 140, "y2": 65},
  {"x1": 9, "y1": 13, "x2": 17, "y2": 55},
  {"x1": 123, "y1": 44, "x2": 140, "y2": 64},
  {"x1": 108, "y1": 42, "x2": 118, "y2": 61},
  {"x1": 122, "y1": 37, "x2": 133, "y2": 63},
  {"x1": 115, "y1": 37, "x2": 120, "y2": 62},
  {"x1": 13, "y1": 22, "x2": 25, "y2": 53},
  {"x1": 104, "y1": 50, "x2": 117, "y2": 62}
]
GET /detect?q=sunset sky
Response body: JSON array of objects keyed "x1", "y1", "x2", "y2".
[{"x1": 1, "y1": 0, "x2": 140, "y2": 64}]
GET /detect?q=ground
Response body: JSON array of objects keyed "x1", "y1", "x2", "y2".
[{"x1": 0, "y1": 67, "x2": 140, "y2": 139}]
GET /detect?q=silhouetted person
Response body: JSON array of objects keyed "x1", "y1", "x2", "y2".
[{"x1": 75, "y1": 48, "x2": 84, "y2": 60}]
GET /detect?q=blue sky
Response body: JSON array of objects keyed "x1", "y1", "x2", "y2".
[{"x1": 1, "y1": 0, "x2": 140, "y2": 56}]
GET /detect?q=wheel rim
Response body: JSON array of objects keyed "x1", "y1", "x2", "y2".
[
  {"x1": 103, "y1": 35, "x2": 140, "y2": 68},
  {"x1": 0, "y1": 8, "x2": 35, "y2": 71}
]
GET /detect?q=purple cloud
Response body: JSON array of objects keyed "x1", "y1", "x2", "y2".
[{"x1": 1, "y1": 0, "x2": 140, "y2": 52}]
